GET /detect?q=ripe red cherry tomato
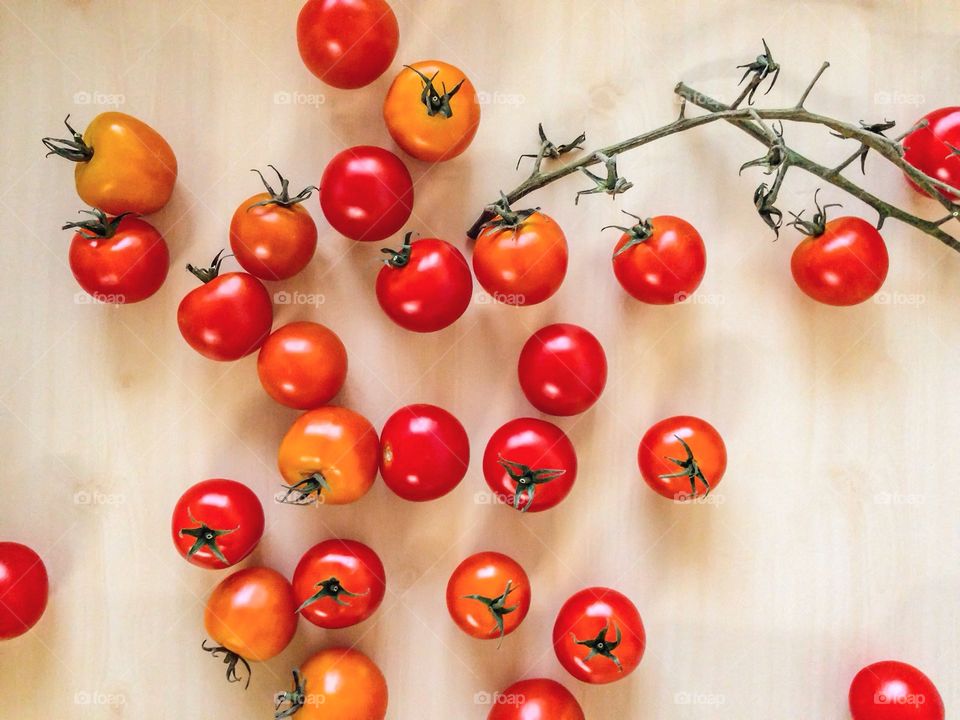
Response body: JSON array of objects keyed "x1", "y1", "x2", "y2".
[
  {"x1": 170, "y1": 479, "x2": 264, "y2": 569},
  {"x1": 320, "y1": 146, "x2": 414, "y2": 242},
  {"x1": 292, "y1": 539, "x2": 386, "y2": 629},
  {"x1": 376, "y1": 233, "x2": 473, "y2": 333},
  {"x1": 487, "y1": 678, "x2": 584, "y2": 720},
  {"x1": 903, "y1": 106, "x2": 960, "y2": 200},
  {"x1": 65, "y1": 209, "x2": 168, "y2": 303},
  {"x1": 296, "y1": 0, "x2": 399, "y2": 90},
  {"x1": 607, "y1": 212, "x2": 706, "y2": 304},
  {"x1": 447, "y1": 552, "x2": 530, "y2": 642},
  {"x1": 849, "y1": 660, "x2": 944, "y2": 720},
  {"x1": 177, "y1": 250, "x2": 274, "y2": 361},
  {"x1": 518, "y1": 323, "x2": 607, "y2": 416},
  {"x1": 638, "y1": 415, "x2": 726, "y2": 501},
  {"x1": 257, "y1": 322, "x2": 347, "y2": 409},
  {"x1": 379, "y1": 404, "x2": 470, "y2": 501},
  {"x1": 553, "y1": 587, "x2": 645, "y2": 685},
  {"x1": 483, "y1": 418, "x2": 577, "y2": 513},
  {"x1": 0, "y1": 542, "x2": 48, "y2": 640}
]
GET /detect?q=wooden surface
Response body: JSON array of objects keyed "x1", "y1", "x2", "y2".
[{"x1": 1, "y1": 1, "x2": 957, "y2": 717}]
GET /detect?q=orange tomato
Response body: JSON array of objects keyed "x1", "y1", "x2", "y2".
[
  {"x1": 383, "y1": 61, "x2": 480, "y2": 162},
  {"x1": 257, "y1": 322, "x2": 347, "y2": 410},
  {"x1": 446, "y1": 552, "x2": 531, "y2": 641},
  {"x1": 276, "y1": 647, "x2": 388, "y2": 720}
]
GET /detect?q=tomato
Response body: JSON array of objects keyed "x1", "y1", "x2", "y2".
[
  {"x1": 379, "y1": 404, "x2": 469, "y2": 501},
  {"x1": 552, "y1": 587, "x2": 645, "y2": 684},
  {"x1": 257, "y1": 322, "x2": 347, "y2": 410},
  {"x1": 177, "y1": 251, "x2": 274, "y2": 361},
  {"x1": 296, "y1": 0, "x2": 398, "y2": 90},
  {"x1": 64, "y1": 209, "x2": 169, "y2": 303},
  {"x1": 849, "y1": 660, "x2": 944, "y2": 720},
  {"x1": 43, "y1": 113, "x2": 176, "y2": 215},
  {"x1": 170, "y1": 479, "x2": 264, "y2": 569},
  {"x1": 229, "y1": 166, "x2": 317, "y2": 281},
  {"x1": 275, "y1": 647, "x2": 388, "y2": 719},
  {"x1": 903, "y1": 106, "x2": 960, "y2": 200},
  {"x1": 517, "y1": 323, "x2": 607, "y2": 416},
  {"x1": 376, "y1": 233, "x2": 473, "y2": 333},
  {"x1": 483, "y1": 418, "x2": 577, "y2": 513},
  {"x1": 607, "y1": 212, "x2": 706, "y2": 304},
  {"x1": 319, "y1": 146, "x2": 414, "y2": 242},
  {"x1": 383, "y1": 60, "x2": 481, "y2": 162},
  {"x1": 277, "y1": 406, "x2": 379, "y2": 505},
  {"x1": 473, "y1": 203, "x2": 568, "y2": 306},
  {"x1": 487, "y1": 678, "x2": 584, "y2": 720},
  {"x1": 292, "y1": 539, "x2": 385, "y2": 629},
  {"x1": 0, "y1": 542, "x2": 48, "y2": 640},
  {"x1": 446, "y1": 552, "x2": 530, "y2": 642},
  {"x1": 638, "y1": 415, "x2": 726, "y2": 501},
  {"x1": 203, "y1": 566, "x2": 297, "y2": 687}
]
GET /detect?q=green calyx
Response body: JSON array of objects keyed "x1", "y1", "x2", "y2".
[
  {"x1": 277, "y1": 472, "x2": 331, "y2": 506},
  {"x1": 572, "y1": 622, "x2": 623, "y2": 671},
  {"x1": 658, "y1": 434, "x2": 711, "y2": 498},
  {"x1": 202, "y1": 639, "x2": 251, "y2": 689},
  {"x1": 464, "y1": 580, "x2": 519, "y2": 645},
  {"x1": 62, "y1": 208, "x2": 132, "y2": 239},
  {"x1": 603, "y1": 210, "x2": 655, "y2": 257},
  {"x1": 249, "y1": 165, "x2": 317, "y2": 208},
  {"x1": 497, "y1": 455, "x2": 566, "y2": 512},
  {"x1": 42, "y1": 115, "x2": 93, "y2": 163},
  {"x1": 380, "y1": 231, "x2": 416, "y2": 268},
  {"x1": 295, "y1": 576, "x2": 367, "y2": 613},
  {"x1": 186, "y1": 249, "x2": 231, "y2": 284},
  {"x1": 480, "y1": 192, "x2": 539, "y2": 231},
  {"x1": 405, "y1": 65, "x2": 464, "y2": 118},
  {"x1": 178, "y1": 509, "x2": 237, "y2": 565},
  {"x1": 274, "y1": 670, "x2": 306, "y2": 718},
  {"x1": 787, "y1": 188, "x2": 841, "y2": 238}
]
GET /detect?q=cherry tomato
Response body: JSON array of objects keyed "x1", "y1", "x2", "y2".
[
  {"x1": 473, "y1": 203, "x2": 568, "y2": 306},
  {"x1": 903, "y1": 106, "x2": 960, "y2": 200},
  {"x1": 257, "y1": 322, "x2": 347, "y2": 410},
  {"x1": 177, "y1": 250, "x2": 274, "y2": 361},
  {"x1": 0, "y1": 542, "x2": 48, "y2": 640},
  {"x1": 483, "y1": 418, "x2": 577, "y2": 513},
  {"x1": 43, "y1": 113, "x2": 177, "y2": 215},
  {"x1": 296, "y1": 0, "x2": 399, "y2": 90},
  {"x1": 376, "y1": 233, "x2": 473, "y2": 333},
  {"x1": 383, "y1": 60, "x2": 481, "y2": 162},
  {"x1": 65, "y1": 209, "x2": 169, "y2": 303},
  {"x1": 292, "y1": 539, "x2": 385, "y2": 629},
  {"x1": 446, "y1": 552, "x2": 530, "y2": 642},
  {"x1": 638, "y1": 415, "x2": 726, "y2": 501},
  {"x1": 320, "y1": 146, "x2": 414, "y2": 242},
  {"x1": 229, "y1": 166, "x2": 317, "y2": 281},
  {"x1": 277, "y1": 406, "x2": 379, "y2": 505},
  {"x1": 553, "y1": 587, "x2": 645, "y2": 685},
  {"x1": 517, "y1": 323, "x2": 607, "y2": 416},
  {"x1": 379, "y1": 404, "x2": 469, "y2": 501},
  {"x1": 170, "y1": 479, "x2": 264, "y2": 569},
  {"x1": 275, "y1": 647, "x2": 388, "y2": 720},
  {"x1": 487, "y1": 678, "x2": 584, "y2": 720},
  {"x1": 849, "y1": 660, "x2": 944, "y2": 720},
  {"x1": 607, "y1": 212, "x2": 706, "y2": 304}
]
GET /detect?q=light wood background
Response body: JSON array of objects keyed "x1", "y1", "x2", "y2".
[{"x1": 1, "y1": 1, "x2": 957, "y2": 717}]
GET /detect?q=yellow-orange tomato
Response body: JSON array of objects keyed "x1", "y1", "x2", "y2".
[
  {"x1": 383, "y1": 61, "x2": 480, "y2": 162},
  {"x1": 278, "y1": 647, "x2": 388, "y2": 720}
]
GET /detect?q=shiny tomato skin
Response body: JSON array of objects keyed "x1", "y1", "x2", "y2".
[
  {"x1": 171, "y1": 479, "x2": 264, "y2": 569},
  {"x1": 379, "y1": 404, "x2": 469, "y2": 501},
  {"x1": 257, "y1": 322, "x2": 348, "y2": 409},
  {"x1": 553, "y1": 587, "x2": 645, "y2": 685},
  {"x1": 320, "y1": 146, "x2": 414, "y2": 242},
  {"x1": 487, "y1": 678, "x2": 585, "y2": 720},
  {"x1": 446, "y1": 552, "x2": 531, "y2": 640},
  {"x1": 376, "y1": 238, "x2": 473, "y2": 332},
  {"x1": 292, "y1": 539, "x2": 386, "y2": 629},
  {"x1": 790, "y1": 217, "x2": 889, "y2": 306},
  {"x1": 296, "y1": 0, "x2": 399, "y2": 90},
  {"x1": 292, "y1": 647, "x2": 388, "y2": 719},
  {"x1": 0, "y1": 542, "x2": 48, "y2": 640},
  {"x1": 638, "y1": 415, "x2": 726, "y2": 500},
  {"x1": 612, "y1": 215, "x2": 706, "y2": 304},
  {"x1": 849, "y1": 660, "x2": 944, "y2": 720},
  {"x1": 482, "y1": 417, "x2": 577, "y2": 513},
  {"x1": 903, "y1": 106, "x2": 960, "y2": 200},
  {"x1": 229, "y1": 192, "x2": 317, "y2": 281},
  {"x1": 517, "y1": 323, "x2": 607, "y2": 416}
]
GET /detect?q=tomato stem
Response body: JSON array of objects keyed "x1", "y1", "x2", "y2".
[
  {"x1": 248, "y1": 166, "x2": 317, "y2": 208},
  {"x1": 201, "y1": 640, "x2": 251, "y2": 689},
  {"x1": 480, "y1": 192, "x2": 540, "y2": 231},
  {"x1": 295, "y1": 576, "x2": 367, "y2": 613},
  {"x1": 380, "y1": 231, "x2": 415, "y2": 268},
  {"x1": 603, "y1": 210, "x2": 655, "y2": 256},
  {"x1": 404, "y1": 65, "x2": 464, "y2": 118},
  {"x1": 274, "y1": 669, "x2": 306, "y2": 718},
  {"x1": 497, "y1": 455, "x2": 566, "y2": 512},
  {"x1": 186, "y1": 249, "x2": 231, "y2": 283},
  {"x1": 276, "y1": 472, "x2": 330, "y2": 506},
  {"x1": 61, "y1": 208, "x2": 132, "y2": 239},
  {"x1": 571, "y1": 622, "x2": 624, "y2": 672},
  {"x1": 658, "y1": 435, "x2": 711, "y2": 498},
  {"x1": 42, "y1": 115, "x2": 93, "y2": 163},
  {"x1": 178, "y1": 510, "x2": 237, "y2": 566},
  {"x1": 786, "y1": 188, "x2": 842, "y2": 237},
  {"x1": 463, "y1": 580, "x2": 519, "y2": 646}
]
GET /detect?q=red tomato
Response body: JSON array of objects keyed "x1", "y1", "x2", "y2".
[
  {"x1": 177, "y1": 250, "x2": 274, "y2": 361},
  {"x1": 552, "y1": 587, "x2": 645, "y2": 684},
  {"x1": 487, "y1": 678, "x2": 585, "y2": 720},
  {"x1": 376, "y1": 233, "x2": 473, "y2": 333},
  {"x1": 608, "y1": 213, "x2": 706, "y2": 304},
  {"x1": 849, "y1": 660, "x2": 944, "y2": 720},
  {"x1": 0, "y1": 542, "x2": 48, "y2": 640},
  {"x1": 447, "y1": 552, "x2": 530, "y2": 642},
  {"x1": 296, "y1": 0, "x2": 399, "y2": 90},
  {"x1": 517, "y1": 323, "x2": 607, "y2": 416},
  {"x1": 275, "y1": 647, "x2": 388, "y2": 719},
  {"x1": 320, "y1": 146, "x2": 414, "y2": 242},
  {"x1": 379, "y1": 404, "x2": 469, "y2": 501},
  {"x1": 257, "y1": 322, "x2": 347, "y2": 410},
  {"x1": 170, "y1": 479, "x2": 264, "y2": 569},
  {"x1": 638, "y1": 415, "x2": 726, "y2": 501},
  {"x1": 482, "y1": 418, "x2": 577, "y2": 513},
  {"x1": 903, "y1": 106, "x2": 960, "y2": 200},
  {"x1": 65, "y1": 209, "x2": 168, "y2": 303},
  {"x1": 292, "y1": 539, "x2": 386, "y2": 629}
]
